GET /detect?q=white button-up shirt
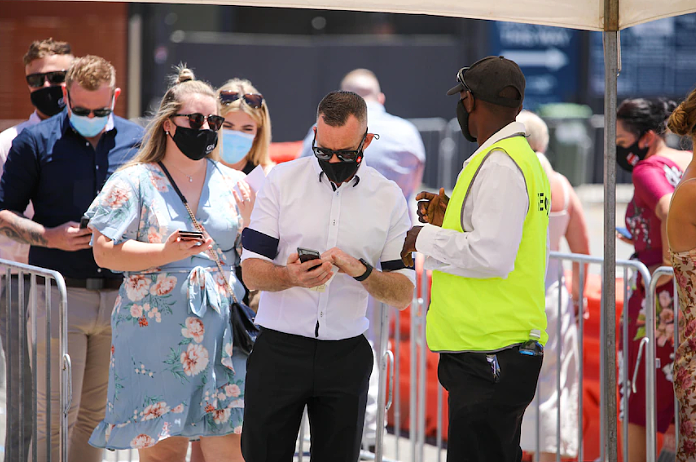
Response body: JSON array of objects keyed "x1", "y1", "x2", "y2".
[
  {"x1": 0, "y1": 112, "x2": 40, "y2": 264},
  {"x1": 416, "y1": 122, "x2": 549, "y2": 279},
  {"x1": 241, "y1": 156, "x2": 415, "y2": 340}
]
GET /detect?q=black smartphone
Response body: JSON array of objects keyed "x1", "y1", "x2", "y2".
[
  {"x1": 179, "y1": 230, "x2": 204, "y2": 241},
  {"x1": 79, "y1": 216, "x2": 90, "y2": 229},
  {"x1": 616, "y1": 226, "x2": 632, "y2": 240},
  {"x1": 297, "y1": 247, "x2": 321, "y2": 263}
]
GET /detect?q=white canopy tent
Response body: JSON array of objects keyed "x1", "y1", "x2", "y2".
[{"x1": 48, "y1": 1, "x2": 696, "y2": 460}]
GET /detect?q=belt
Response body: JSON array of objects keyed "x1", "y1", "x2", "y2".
[{"x1": 60, "y1": 278, "x2": 122, "y2": 291}]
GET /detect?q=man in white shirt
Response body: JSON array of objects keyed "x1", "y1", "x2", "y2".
[
  {"x1": 401, "y1": 57, "x2": 550, "y2": 462},
  {"x1": 0, "y1": 38, "x2": 73, "y2": 462},
  {"x1": 240, "y1": 91, "x2": 415, "y2": 462}
]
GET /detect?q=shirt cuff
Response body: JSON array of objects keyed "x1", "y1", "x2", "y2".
[
  {"x1": 415, "y1": 223, "x2": 441, "y2": 256},
  {"x1": 393, "y1": 267, "x2": 416, "y2": 285},
  {"x1": 240, "y1": 248, "x2": 273, "y2": 263}
]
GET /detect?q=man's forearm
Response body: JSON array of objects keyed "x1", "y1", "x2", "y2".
[
  {"x1": 0, "y1": 210, "x2": 47, "y2": 246},
  {"x1": 362, "y1": 271, "x2": 414, "y2": 310},
  {"x1": 241, "y1": 258, "x2": 293, "y2": 292}
]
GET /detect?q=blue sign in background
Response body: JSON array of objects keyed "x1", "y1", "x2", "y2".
[
  {"x1": 489, "y1": 22, "x2": 580, "y2": 110},
  {"x1": 590, "y1": 14, "x2": 696, "y2": 98}
]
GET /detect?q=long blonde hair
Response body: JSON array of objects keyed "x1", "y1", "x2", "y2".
[
  {"x1": 126, "y1": 66, "x2": 220, "y2": 168},
  {"x1": 217, "y1": 78, "x2": 272, "y2": 168}
]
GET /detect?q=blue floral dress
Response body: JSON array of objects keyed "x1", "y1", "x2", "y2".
[{"x1": 86, "y1": 160, "x2": 247, "y2": 450}]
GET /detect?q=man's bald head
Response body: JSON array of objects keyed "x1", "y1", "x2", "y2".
[{"x1": 340, "y1": 69, "x2": 385, "y2": 104}]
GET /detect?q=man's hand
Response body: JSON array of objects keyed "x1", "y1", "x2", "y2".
[
  {"x1": 45, "y1": 221, "x2": 93, "y2": 251},
  {"x1": 400, "y1": 226, "x2": 422, "y2": 267},
  {"x1": 322, "y1": 247, "x2": 365, "y2": 278},
  {"x1": 286, "y1": 253, "x2": 334, "y2": 288},
  {"x1": 416, "y1": 188, "x2": 449, "y2": 227}
]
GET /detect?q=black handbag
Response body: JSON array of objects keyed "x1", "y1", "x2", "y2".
[{"x1": 158, "y1": 161, "x2": 260, "y2": 355}]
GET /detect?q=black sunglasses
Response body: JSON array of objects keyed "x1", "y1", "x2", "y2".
[
  {"x1": 26, "y1": 70, "x2": 67, "y2": 88},
  {"x1": 173, "y1": 113, "x2": 225, "y2": 132},
  {"x1": 456, "y1": 67, "x2": 474, "y2": 95},
  {"x1": 67, "y1": 92, "x2": 113, "y2": 118},
  {"x1": 219, "y1": 91, "x2": 264, "y2": 109},
  {"x1": 312, "y1": 130, "x2": 368, "y2": 162}
]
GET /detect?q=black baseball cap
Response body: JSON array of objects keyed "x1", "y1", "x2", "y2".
[{"x1": 446, "y1": 56, "x2": 525, "y2": 108}]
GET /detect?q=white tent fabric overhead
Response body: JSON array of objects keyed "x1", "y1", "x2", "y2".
[{"x1": 63, "y1": 0, "x2": 696, "y2": 31}]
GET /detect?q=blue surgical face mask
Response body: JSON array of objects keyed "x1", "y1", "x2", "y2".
[
  {"x1": 221, "y1": 130, "x2": 255, "y2": 164},
  {"x1": 69, "y1": 97, "x2": 114, "y2": 138}
]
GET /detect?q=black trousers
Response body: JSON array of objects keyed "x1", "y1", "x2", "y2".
[
  {"x1": 438, "y1": 347, "x2": 543, "y2": 462},
  {"x1": 241, "y1": 328, "x2": 374, "y2": 462}
]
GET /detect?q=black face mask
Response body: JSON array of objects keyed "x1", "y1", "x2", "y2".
[
  {"x1": 456, "y1": 98, "x2": 477, "y2": 143},
  {"x1": 318, "y1": 159, "x2": 361, "y2": 185},
  {"x1": 616, "y1": 139, "x2": 649, "y2": 172},
  {"x1": 170, "y1": 126, "x2": 218, "y2": 161},
  {"x1": 30, "y1": 86, "x2": 66, "y2": 118}
]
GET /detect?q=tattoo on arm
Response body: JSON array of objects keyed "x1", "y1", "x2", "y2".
[{"x1": 0, "y1": 211, "x2": 48, "y2": 246}]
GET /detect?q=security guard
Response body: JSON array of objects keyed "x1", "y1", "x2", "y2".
[{"x1": 401, "y1": 56, "x2": 550, "y2": 462}]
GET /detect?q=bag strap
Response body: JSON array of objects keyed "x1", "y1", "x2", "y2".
[{"x1": 157, "y1": 161, "x2": 239, "y2": 304}]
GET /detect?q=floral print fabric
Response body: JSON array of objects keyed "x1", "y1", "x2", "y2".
[
  {"x1": 672, "y1": 248, "x2": 696, "y2": 460},
  {"x1": 85, "y1": 160, "x2": 248, "y2": 450}
]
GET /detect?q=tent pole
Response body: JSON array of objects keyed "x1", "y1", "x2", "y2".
[{"x1": 602, "y1": 29, "x2": 619, "y2": 462}]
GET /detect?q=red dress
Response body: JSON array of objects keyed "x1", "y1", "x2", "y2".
[{"x1": 620, "y1": 155, "x2": 682, "y2": 432}]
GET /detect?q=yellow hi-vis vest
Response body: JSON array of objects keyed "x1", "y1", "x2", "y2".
[{"x1": 426, "y1": 135, "x2": 550, "y2": 352}]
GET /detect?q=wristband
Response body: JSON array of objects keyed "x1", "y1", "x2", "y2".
[{"x1": 354, "y1": 258, "x2": 373, "y2": 282}]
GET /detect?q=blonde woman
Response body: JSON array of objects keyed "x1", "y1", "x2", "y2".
[
  {"x1": 85, "y1": 67, "x2": 251, "y2": 462},
  {"x1": 217, "y1": 78, "x2": 274, "y2": 174}
]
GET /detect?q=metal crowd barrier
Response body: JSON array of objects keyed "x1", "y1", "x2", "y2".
[{"x1": 0, "y1": 259, "x2": 70, "y2": 462}]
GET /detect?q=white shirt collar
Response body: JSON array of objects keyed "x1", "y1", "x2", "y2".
[{"x1": 467, "y1": 121, "x2": 527, "y2": 163}]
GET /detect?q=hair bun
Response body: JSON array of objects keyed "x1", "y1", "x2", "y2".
[
  {"x1": 176, "y1": 66, "x2": 195, "y2": 85},
  {"x1": 668, "y1": 103, "x2": 693, "y2": 136}
]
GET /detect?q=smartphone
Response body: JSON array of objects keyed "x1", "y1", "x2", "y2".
[
  {"x1": 179, "y1": 230, "x2": 204, "y2": 242},
  {"x1": 297, "y1": 247, "x2": 321, "y2": 263},
  {"x1": 616, "y1": 226, "x2": 632, "y2": 240},
  {"x1": 79, "y1": 216, "x2": 90, "y2": 229}
]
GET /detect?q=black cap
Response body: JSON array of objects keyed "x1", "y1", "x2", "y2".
[{"x1": 446, "y1": 56, "x2": 525, "y2": 108}]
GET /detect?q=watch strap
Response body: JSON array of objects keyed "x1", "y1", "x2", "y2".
[{"x1": 354, "y1": 258, "x2": 373, "y2": 282}]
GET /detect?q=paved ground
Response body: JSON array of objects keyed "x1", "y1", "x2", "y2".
[{"x1": 0, "y1": 183, "x2": 634, "y2": 462}]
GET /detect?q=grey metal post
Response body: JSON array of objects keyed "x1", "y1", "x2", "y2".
[
  {"x1": 19, "y1": 270, "x2": 26, "y2": 462},
  {"x1": 31, "y1": 274, "x2": 38, "y2": 462},
  {"x1": 602, "y1": 25, "x2": 620, "y2": 462},
  {"x1": 410, "y1": 286, "x2": 418, "y2": 462},
  {"x1": 578, "y1": 263, "x2": 585, "y2": 462},
  {"x1": 4, "y1": 268, "x2": 12, "y2": 462},
  {"x1": 45, "y1": 278, "x2": 51, "y2": 461},
  {"x1": 418, "y1": 267, "x2": 428, "y2": 462},
  {"x1": 374, "y1": 303, "x2": 390, "y2": 462},
  {"x1": 394, "y1": 307, "x2": 401, "y2": 460},
  {"x1": 622, "y1": 269, "x2": 630, "y2": 462},
  {"x1": 58, "y1": 275, "x2": 69, "y2": 462},
  {"x1": 556, "y1": 265, "x2": 562, "y2": 462}
]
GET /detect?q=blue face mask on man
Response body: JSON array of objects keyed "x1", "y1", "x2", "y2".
[
  {"x1": 221, "y1": 130, "x2": 255, "y2": 164},
  {"x1": 68, "y1": 95, "x2": 114, "y2": 138}
]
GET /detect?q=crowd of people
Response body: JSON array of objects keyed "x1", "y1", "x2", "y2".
[{"x1": 0, "y1": 36, "x2": 695, "y2": 462}]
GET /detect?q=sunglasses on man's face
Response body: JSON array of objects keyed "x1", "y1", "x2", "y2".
[
  {"x1": 312, "y1": 130, "x2": 368, "y2": 162},
  {"x1": 219, "y1": 91, "x2": 264, "y2": 109},
  {"x1": 26, "y1": 70, "x2": 67, "y2": 88},
  {"x1": 173, "y1": 113, "x2": 225, "y2": 132},
  {"x1": 67, "y1": 92, "x2": 113, "y2": 118}
]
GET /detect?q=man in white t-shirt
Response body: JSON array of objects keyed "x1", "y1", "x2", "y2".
[{"x1": 0, "y1": 38, "x2": 73, "y2": 462}]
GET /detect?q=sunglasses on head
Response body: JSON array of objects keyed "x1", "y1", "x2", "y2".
[
  {"x1": 26, "y1": 70, "x2": 67, "y2": 88},
  {"x1": 219, "y1": 91, "x2": 264, "y2": 109},
  {"x1": 312, "y1": 130, "x2": 368, "y2": 162},
  {"x1": 67, "y1": 92, "x2": 113, "y2": 118},
  {"x1": 456, "y1": 67, "x2": 474, "y2": 95},
  {"x1": 173, "y1": 113, "x2": 225, "y2": 131}
]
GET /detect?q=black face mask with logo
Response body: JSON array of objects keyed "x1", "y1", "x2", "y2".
[
  {"x1": 170, "y1": 126, "x2": 218, "y2": 161},
  {"x1": 456, "y1": 98, "x2": 477, "y2": 143},
  {"x1": 30, "y1": 86, "x2": 66, "y2": 118},
  {"x1": 616, "y1": 139, "x2": 649, "y2": 172}
]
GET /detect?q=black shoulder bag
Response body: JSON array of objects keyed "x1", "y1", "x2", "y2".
[{"x1": 157, "y1": 161, "x2": 259, "y2": 355}]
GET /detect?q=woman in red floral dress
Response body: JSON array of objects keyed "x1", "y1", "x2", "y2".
[{"x1": 667, "y1": 87, "x2": 696, "y2": 461}]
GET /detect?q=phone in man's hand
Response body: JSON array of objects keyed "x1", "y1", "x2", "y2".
[
  {"x1": 297, "y1": 247, "x2": 321, "y2": 263},
  {"x1": 79, "y1": 216, "x2": 90, "y2": 229}
]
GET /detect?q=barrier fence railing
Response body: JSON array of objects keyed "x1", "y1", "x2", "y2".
[{"x1": 0, "y1": 258, "x2": 70, "y2": 462}]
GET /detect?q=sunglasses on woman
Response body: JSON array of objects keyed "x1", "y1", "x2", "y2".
[
  {"x1": 67, "y1": 92, "x2": 113, "y2": 118},
  {"x1": 312, "y1": 130, "x2": 368, "y2": 162},
  {"x1": 173, "y1": 113, "x2": 225, "y2": 131},
  {"x1": 26, "y1": 70, "x2": 67, "y2": 88},
  {"x1": 219, "y1": 91, "x2": 264, "y2": 109}
]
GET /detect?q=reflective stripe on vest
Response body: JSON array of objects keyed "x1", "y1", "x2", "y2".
[{"x1": 426, "y1": 135, "x2": 550, "y2": 352}]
